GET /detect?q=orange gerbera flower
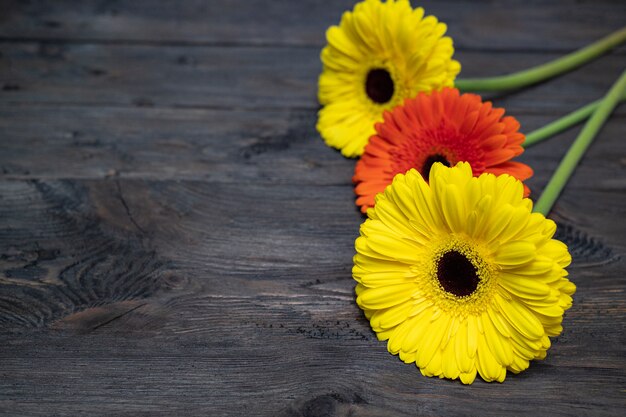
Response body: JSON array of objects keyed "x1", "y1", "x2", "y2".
[{"x1": 353, "y1": 87, "x2": 533, "y2": 213}]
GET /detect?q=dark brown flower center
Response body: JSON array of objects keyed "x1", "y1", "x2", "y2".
[
  {"x1": 437, "y1": 250, "x2": 479, "y2": 297},
  {"x1": 365, "y1": 68, "x2": 394, "y2": 104},
  {"x1": 421, "y1": 154, "x2": 450, "y2": 179}
]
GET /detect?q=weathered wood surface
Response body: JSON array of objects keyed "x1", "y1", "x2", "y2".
[
  {"x1": 0, "y1": 1, "x2": 625, "y2": 416},
  {"x1": 1, "y1": 0, "x2": 625, "y2": 50}
]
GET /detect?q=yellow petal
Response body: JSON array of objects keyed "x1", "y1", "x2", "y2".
[
  {"x1": 506, "y1": 259, "x2": 553, "y2": 276},
  {"x1": 440, "y1": 184, "x2": 467, "y2": 233},
  {"x1": 496, "y1": 206, "x2": 531, "y2": 242},
  {"x1": 399, "y1": 350, "x2": 416, "y2": 364},
  {"x1": 441, "y1": 339, "x2": 461, "y2": 380},
  {"x1": 459, "y1": 368, "x2": 477, "y2": 385},
  {"x1": 358, "y1": 270, "x2": 414, "y2": 288},
  {"x1": 454, "y1": 319, "x2": 473, "y2": 373},
  {"x1": 496, "y1": 295, "x2": 545, "y2": 340},
  {"x1": 387, "y1": 177, "x2": 421, "y2": 222},
  {"x1": 498, "y1": 271, "x2": 552, "y2": 299},
  {"x1": 424, "y1": 348, "x2": 443, "y2": 377},
  {"x1": 508, "y1": 353, "x2": 530, "y2": 373},
  {"x1": 467, "y1": 194, "x2": 493, "y2": 239},
  {"x1": 416, "y1": 315, "x2": 449, "y2": 369},
  {"x1": 486, "y1": 305, "x2": 511, "y2": 338},
  {"x1": 374, "y1": 197, "x2": 417, "y2": 238},
  {"x1": 387, "y1": 317, "x2": 415, "y2": 354},
  {"x1": 476, "y1": 334, "x2": 505, "y2": 382},
  {"x1": 365, "y1": 228, "x2": 423, "y2": 263},
  {"x1": 370, "y1": 298, "x2": 415, "y2": 331},
  {"x1": 357, "y1": 282, "x2": 415, "y2": 309},
  {"x1": 483, "y1": 203, "x2": 514, "y2": 243},
  {"x1": 401, "y1": 307, "x2": 434, "y2": 353},
  {"x1": 353, "y1": 253, "x2": 412, "y2": 274},
  {"x1": 495, "y1": 241, "x2": 536, "y2": 267},
  {"x1": 481, "y1": 312, "x2": 513, "y2": 367},
  {"x1": 522, "y1": 301, "x2": 565, "y2": 318},
  {"x1": 541, "y1": 239, "x2": 572, "y2": 268},
  {"x1": 466, "y1": 315, "x2": 478, "y2": 358}
]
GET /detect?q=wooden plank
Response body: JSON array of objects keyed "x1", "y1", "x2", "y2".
[
  {"x1": 1, "y1": 332, "x2": 622, "y2": 416},
  {"x1": 0, "y1": 104, "x2": 625, "y2": 190},
  {"x1": 0, "y1": 178, "x2": 623, "y2": 416},
  {"x1": 0, "y1": 0, "x2": 624, "y2": 51},
  {"x1": 0, "y1": 106, "x2": 355, "y2": 183},
  {"x1": 0, "y1": 326, "x2": 623, "y2": 416},
  {"x1": 1, "y1": 179, "x2": 621, "y2": 318},
  {"x1": 1, "y1": 42, "x2": 624, "y2": 110}
]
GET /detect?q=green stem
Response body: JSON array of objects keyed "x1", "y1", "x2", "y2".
[
  {"x1": 456, "y1": 27, "x2": 626, "y2": 92},
  {"x1": 523, "y1": 90, "x2": 626, "y2": 148},
  {"x1": 533, "y1": 70, "x2": 626, "y2": 216}
]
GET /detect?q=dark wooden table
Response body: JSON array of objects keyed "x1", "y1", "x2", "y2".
[{"x1": 1, "y1": 1, "x2": 625, "y2": 416}]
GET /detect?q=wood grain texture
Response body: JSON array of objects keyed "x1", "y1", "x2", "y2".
[
  {"x1": 1, "y1": 42, "x2": 624, "y2": 110},
  {"x1": 1, "y1": 1, "x2": 625, "y2": 416},
  {"x1": 0, "y1": 179, "x2": 623, "y2": 417},
  {"x1": 0, "y1": 0, "x2": 625, "y2": 51}
]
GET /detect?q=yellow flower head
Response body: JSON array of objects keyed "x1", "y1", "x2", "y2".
[
  {"x1": 318, "y1": 0, "x2": 461, "y2": 157},
  {"x1": 353, "y1": 162, "x2": 576, "y2": 384}
]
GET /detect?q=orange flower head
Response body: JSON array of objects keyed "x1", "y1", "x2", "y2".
[{"x1": 353, "y1": 87, "x2": 533, "y2": 213}]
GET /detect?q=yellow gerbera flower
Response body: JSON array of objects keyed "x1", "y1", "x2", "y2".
[
  {"x1": 353, "y1": 162, "x2": 576, "y2": 384},
  {"x1": 318, "y1": 0, "x2": 461, "y2": 157}
]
